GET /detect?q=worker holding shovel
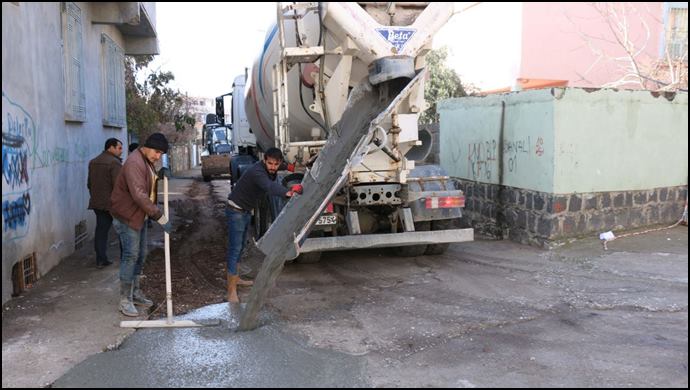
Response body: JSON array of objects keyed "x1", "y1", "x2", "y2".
[{"x1": 110, "y1": 133, "x2": 172, "y2": 317}]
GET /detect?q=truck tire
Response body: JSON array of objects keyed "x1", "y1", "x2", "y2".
[
  {"x1": 425, "y1": 219, "x2": 454, "y2": 255},
  {"x1": 281, "y1": 172, "x2": 304, "y2": 187},
  {"x1": 392, "y1": 221, "x2": 430, "y2": 257},
  {"x1": 203, "y1": 175, "x2": 211, "y2": 182},
  {"x1": 253, "y1": 196, "x2": 272, "y2": 239}
]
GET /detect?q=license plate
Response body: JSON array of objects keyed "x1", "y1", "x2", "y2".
[{"x1": 316, "y1": 215, "x2": 337, "y2": 226}]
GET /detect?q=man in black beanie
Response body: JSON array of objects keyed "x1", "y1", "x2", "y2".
[{"x1": 110, "y1": 132, "x2": 171, "y2": 317}]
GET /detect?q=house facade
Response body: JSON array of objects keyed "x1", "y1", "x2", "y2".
[{"x1": 2, "y1": 2, "x2": 158, "y2": 304}]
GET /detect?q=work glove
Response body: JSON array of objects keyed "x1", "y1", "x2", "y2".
[
  {"x1": 157, "y1": 167, "x2": 172, "y2": 180},
  {"x1": 290, "y1": 184, "x2": 303, "y2": 194},
  {"x1": 156, "y1": 214, "x2": 173, "y2": 234}
]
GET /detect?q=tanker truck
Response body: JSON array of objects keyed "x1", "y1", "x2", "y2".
[{"x1": 236, "y1": 2, "x2": 473, "y2": 263}]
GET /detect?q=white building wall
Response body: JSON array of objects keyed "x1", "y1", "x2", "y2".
[{"x1": 1, "y1": 2, "x2": 142, "y2": 304}]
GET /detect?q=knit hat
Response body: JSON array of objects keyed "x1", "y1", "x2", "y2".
[{"x1": 144, "y1": 133, "x2": 169, "y2": 153}]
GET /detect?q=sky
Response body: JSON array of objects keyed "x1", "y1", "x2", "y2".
[
  {"x1": 149, "y1": 2, "x2": 516, "y2": 99},
  {"x1": 150, "y1": 3, "x2": 277, "y2": 98}
]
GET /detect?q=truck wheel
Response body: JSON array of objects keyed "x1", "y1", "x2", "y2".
[
  {"x1": 392, "y1": 221, "x2": 430, "y2": 257},
  {"x1": 203, "y1": 175, "x2": 211, "y2": 182},
  {"x1": 281, "y1": 172, "x2": 304, "y2": 187},
  {"x1": 295, "y1": 251, "x2": 322, "y2": 264},
  {"x1": 253, "y1": 196, "x2": 272, "y2": 239},
  {"x1": 425, "y1": 219, "x2": 454, "y2": 255}
]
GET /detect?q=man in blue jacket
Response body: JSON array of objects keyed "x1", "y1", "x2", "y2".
[{"x1": 225, "y1": 147, "x2": 302, "y2": 303}]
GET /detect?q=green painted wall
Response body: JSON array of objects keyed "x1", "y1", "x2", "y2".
[
  {"x1": 553, "y1": 88, "x2": 688, "y2": 193},
  {"x1": 439, "y1": 88, "x2": 688, "y2": 194},
  {"x1": 439, "y1": 90, "x2": 555, "y2": 193}
]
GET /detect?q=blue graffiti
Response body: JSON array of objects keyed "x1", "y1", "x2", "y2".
[
  {"x1": 3, "y1": 192, "x2": 31, "y2": 230},
  {"x1": 2, "y1": 132, "x2": 30, "y2": 189},
  {"x1": 3, "y1": 91, "x2": 34, "y2": 238}
]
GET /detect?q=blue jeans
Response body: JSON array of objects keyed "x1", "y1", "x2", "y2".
[
  {"x1": 226, "y1": 208, "x2": 252, "y2": 275},
  {"x1": 93, "y1": 209, "x2": 113, "y2": 265},
  {"x1": 112, "y1": 218, "x2": 148, "y2": 283}
]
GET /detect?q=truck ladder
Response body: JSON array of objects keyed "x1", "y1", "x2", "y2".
[{"x1": 272, "y1": 2, "x2": 325, "y2": 157}]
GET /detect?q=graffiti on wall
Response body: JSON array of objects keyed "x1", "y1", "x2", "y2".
[
  {"x1": 467, "y1": 140, "x2": 497, "y2": 180},
  {"x1": 503, "y1": 136, "x2": 531, "y2": 173},
  {"x1": 463, "y1": 135, "x2": 544, "y2": 181},
  {"x1": 2, "y1": 91, "x2": 35, "y2": 239},
  {"x1": 535, "y1": 137, "x2": 544, "y2": 157}
]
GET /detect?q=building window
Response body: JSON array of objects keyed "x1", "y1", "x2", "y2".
[
  {"x1": 664, "y1": 4, "x2": 688, "y2": 60},
  {"x1": 62, "y1": 2, "x2": 86, "y2": 122},
  {"x1": 101, "y1": 34, "x2": 126, "y2": 128}
]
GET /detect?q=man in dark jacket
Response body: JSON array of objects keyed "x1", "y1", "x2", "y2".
[
  {"x1": 87, "y1": 138, "x2": 123, "y2": 268},
  {"x1": 225, "y1": 147, "x2": 302, "y2": 303},
  {"x1": 110, "y1": 133, "x2": 172, "y2": 317}
]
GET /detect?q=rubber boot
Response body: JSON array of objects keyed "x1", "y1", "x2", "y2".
[
  {"x1": 119, "y1": 282, "x2": 138, "y2": 317},
  {"x1": 133, "y1": 275, "x2": 153, "y2": 307},
  {"x1": 227, "y1": 273, "x2": 239, "y2": 303}
]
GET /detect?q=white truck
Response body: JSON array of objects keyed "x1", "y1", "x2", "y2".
[
  {"x1": 231, "y1": 2, "x2": 473, "y2": 263},
  {"x1": 216, "y1": 73, "x2": 259, "y2": 186}
]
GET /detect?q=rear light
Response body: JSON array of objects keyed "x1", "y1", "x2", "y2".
[
  {"x1": 425, "y1": 196, "x2": 465, "y2": 209},
  {"x1": 325, "y1": 202, "x2": 334, "y2": 213}
]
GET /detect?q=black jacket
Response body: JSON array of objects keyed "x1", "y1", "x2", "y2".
[{"x1": 228, "y1": 161, "x2": 287, "y2": 211}]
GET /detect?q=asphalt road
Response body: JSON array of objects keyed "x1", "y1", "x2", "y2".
[{"x1": 53, "y1": 193, "x2": 688, "y2": 388}]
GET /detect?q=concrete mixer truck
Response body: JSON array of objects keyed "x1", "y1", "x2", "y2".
[{"x1": 233, "y1": 2, "x2": 473, "y2": 263}]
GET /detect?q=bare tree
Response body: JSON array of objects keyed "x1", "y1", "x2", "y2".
[{"x1": 568, "y1": 3, "x2": 687, "y2": 92}]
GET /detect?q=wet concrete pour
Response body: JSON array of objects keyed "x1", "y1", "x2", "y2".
[{"x1": 52, "y1": 304, "x2": 367, "y2": 388}]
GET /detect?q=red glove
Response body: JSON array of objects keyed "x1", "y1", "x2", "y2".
[
  {"x1": 287, "y1": 163, "x2": 295, "y2": 172},
  {"x1": 290, "y1": 184, "x2": 303, "y2": 194}
]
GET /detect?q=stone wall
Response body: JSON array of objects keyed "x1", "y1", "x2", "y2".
[{"x1": 456, "y1": 179, "x2": 688, "y2": 247}]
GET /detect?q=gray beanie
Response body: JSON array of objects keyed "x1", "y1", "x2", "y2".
[{"x1": 144, "y1": 133, "x2": 169, "y2": 153}]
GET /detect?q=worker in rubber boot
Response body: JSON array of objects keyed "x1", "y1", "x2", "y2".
[
  {"x1": 225, "y1": 147, "x2": 302, "y2": 303},
  {"x1": 110, "y1": 133, "x2": 173, "y2": 316}
]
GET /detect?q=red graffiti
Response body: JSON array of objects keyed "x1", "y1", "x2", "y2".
[{"x1": 535, "y1": 137, "x2": 544, "y2": 157}]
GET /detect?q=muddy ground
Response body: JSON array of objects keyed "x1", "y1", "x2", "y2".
[
  {"x1": 141, "y1": 178, "x2": 230, "y2": 316},
  {"x1": 141, "y1": 177, "x2": 266, "y2": 317}
]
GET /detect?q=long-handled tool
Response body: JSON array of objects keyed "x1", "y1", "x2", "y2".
[{"x1": 121, "y1": 175, "x2": 220, "y2": 328}]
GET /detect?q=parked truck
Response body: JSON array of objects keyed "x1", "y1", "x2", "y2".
[
  {"x1": 231, "y1": 2, "x2": 473, "y2": 262},
  {"x1": 200, "y1": 113, "x2": 232, "y2": 182}
]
